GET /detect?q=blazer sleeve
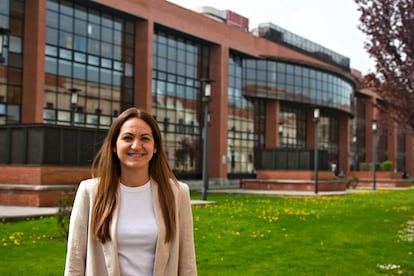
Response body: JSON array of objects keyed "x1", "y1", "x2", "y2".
[
  {"x1": 64, "y1": 180, "x2": 93, "y2": 276},
  {"x1": 177, "y1": 182, "x2": 198, "y2": 275}
]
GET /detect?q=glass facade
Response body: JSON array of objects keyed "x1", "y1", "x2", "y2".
[
  {"x1": 226, "y1": 55, "x2": 350, "y2": 175},
  {"x1": 354, "y1": 96, "x2": 367, "y2": 169},
  {"x1": 44, "y1": 0, "x2": 135, "y2": 127},
  {"x1": 244, "y1": 59, "x2": 353, "y2": 114},
  {"x1": 318, "y1": 115, "x2": 339, "y2": 170},
  {"x1": 228, "y1": 53, "x2": 264, "y2": 177},
  {"x1": 256, "y1": 23, "x2": 350, "y2": 70},
  {"x1": 152, "y1": 28, "x2": 210, "y2": 177},
  {"x1": 0, "y1": 0, "x2": 25, "y2": 124},
  {"x1": 377, "y1": 114, "x2": 388, "y2": 163},
  {"x1": 280, "y1": 104, "x2": 306, "y2": 148}
]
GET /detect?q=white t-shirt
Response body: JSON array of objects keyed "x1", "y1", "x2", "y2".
[{"x1": 117, "y1": 181, "x2": 158, "y2": 276}]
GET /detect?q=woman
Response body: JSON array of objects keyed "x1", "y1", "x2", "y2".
[{"x1": 64, "y1": 107, "x2": 197, "y2": 276}]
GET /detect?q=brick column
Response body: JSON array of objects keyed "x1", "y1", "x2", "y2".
[
  {"x1": 365, "y1": 100, "x2": 375, "y2": 162},
  {"x1": 405, "y1": 130, "x2": 414, "y2": 176},
  {"x1": 338, "y1": 116, "x2": 350, "y2": 174},
  {"x1": 208, "y1": 45, "x2": 228, "y2": 182},
  {"x1": 22, "y1": 0, "x2": 46, "y2": 123},
  {"x1": 134, "y1": 20, "x2": 153, "y2": 112},
  {"x1": 306, "y1": 109, "x2": 315, "y2": 149},
  {"x1": 265, "y1": 100, "x2": 281, "y2": 148},
  {"x1": 387, "y1": 121, "x2": 397, "y2": 170}
]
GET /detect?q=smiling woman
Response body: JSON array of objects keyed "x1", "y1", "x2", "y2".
[
  {"x1": 115, "y1": 117, "x2": 157, "y2": 186},
  {"x1": 64, "y1": 107, "x2": 197, "y2": 276}
]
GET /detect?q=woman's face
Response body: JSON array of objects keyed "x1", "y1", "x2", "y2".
[{"x1": 115, "y1": 117, "x2": 156, "y2": 173}]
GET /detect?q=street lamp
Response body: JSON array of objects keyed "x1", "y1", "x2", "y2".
[
  {"x1": 278, "y1": 122, "x2": 283, "y2": 147},
  {"x1": 200, "y1": 79, "x2": 213, "y2": 201},
  {"x1": 372, "y1": 119, "x2": 378, "y2": 191},
  {"x1": 0, "y1": 27, "x2": 9, "y2": 64},
  {"x1": 313, "y1": 108, "x2": 320, "y2": 194},
  {"x1": 69, "y1": 88, "x2": 80, "y2": 126},
  {"x1": 352, "y1": 135, "x2": 357, "y2": 171}
]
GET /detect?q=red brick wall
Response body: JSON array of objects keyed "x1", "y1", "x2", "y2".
[
  {"x1": 0, "y1": 165, "x2": 91, "y2": 185},
  {"x1": 256, "y1": 170, "x2": 335, "y2": 180},
  {"x1": 0, "y1": 189, "x2": 76, "y2": 207}
]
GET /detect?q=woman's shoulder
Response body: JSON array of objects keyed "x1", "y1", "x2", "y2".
[
  {"x1": 172, "y1": 180, "x2": 191, "y2": 198},
  {"x1": 176, "y1": 180, "x2": 189, "y2": 191},
  {"x1": 77, "y1": 178, "x2": 99, "y2": 192}
]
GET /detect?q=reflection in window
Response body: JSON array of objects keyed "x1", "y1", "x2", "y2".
[
  {"x1": 0, "y1": 0, "x2": 24, "y2": 125},
  {"x1": 244, "y1": 59, "x2": 353, "y2": 114},
  {"x1": 280, "y1": 104, "x2": 306, "y2": 148},
  {"x1": 44, "y1": 0, "x2": 134, "y2": 127},
  {"x1": 228, "y1": 53, "x2": 265, "y2": 177},
  {"x1": 152, "y1": 29, "x2": 209, "y2": 176},
  {"x1": 318, "y1": 115, "x2": 339, "y2": 169}
]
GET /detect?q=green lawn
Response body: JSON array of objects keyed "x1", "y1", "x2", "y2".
[{"x1": 1, "y1": 189, "x2": 413, "y2": 275}]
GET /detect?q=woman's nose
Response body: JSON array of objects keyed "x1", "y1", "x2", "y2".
[{"x1": 131, "y1": 139, "x2": 139, "y2": 149}]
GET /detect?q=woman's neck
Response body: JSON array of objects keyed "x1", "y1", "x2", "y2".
[{"x1": 120, "y1": 170, "x2": 150, "y2": 187}]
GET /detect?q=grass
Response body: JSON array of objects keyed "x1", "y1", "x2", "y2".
[{"x1": 1, "y1": 189, "x2": 414, "y2": 275}]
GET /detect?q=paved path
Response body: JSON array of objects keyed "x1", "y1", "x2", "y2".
[{"x1": 0, "y1": 200, "x2": 216, "y2": 222}]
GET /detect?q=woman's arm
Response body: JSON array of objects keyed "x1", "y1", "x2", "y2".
[{"x1": 177, "y1": 182, "x2": 197, "y2": 276}]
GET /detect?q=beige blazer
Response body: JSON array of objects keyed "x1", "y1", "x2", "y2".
[{"x1": 64, "y1": 178, "x2": 197, "y2": 276}]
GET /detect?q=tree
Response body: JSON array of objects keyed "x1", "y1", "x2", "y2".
[{"x1": 355, "y1": 0, "x2": 414, "y2": 131}]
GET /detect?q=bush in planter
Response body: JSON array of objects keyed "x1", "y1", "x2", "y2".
[
  {"x1": 380, "y1": 160, "x2": 392, "y2": 171},
  {"x1": 359, "y1": 162, "x2": 369, "y2": 171}
]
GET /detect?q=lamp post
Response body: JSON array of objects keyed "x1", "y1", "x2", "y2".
[
  {"x1": 372, "y1": 119, "x2": 378, "y2": 191},
  {"x1": 200, "y1": 79, "x2": 213, "y2": 201},
  {"x1": 313, "y1": 108, "x2": 320, "y2": 194},
  {"x1": 69, "y1": 88, "x2": 80, "y2": 126},
  {"x1": 0, "y1": 27, "x2": 9, "y2": 64},
  {"x1": 278, "y1": 122, "x2": 283, "y2": 147},
  {"x1": 352, "y1": 135, "x2": 357, "y2": 171}
]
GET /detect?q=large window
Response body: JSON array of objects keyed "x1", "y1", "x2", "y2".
[
  {"x1": 152, "y1": 29, "x2": 209, "y2": 176},
  {"x1": 44, "y1": 0, "x2": 135, "y2": 127},
  {"x1": 0, "y1": 0, "x2": 24, "y2": 125},
  {"x1": 280, "y1": 104, "x2": 306, "y2": 148},
  {"x1": 228, "y1": 53, "x2": 265, "y2": 177},
  {"x1": 318, "y1": 114, "x2": 339, "y2": 170},
  {"x1": 244, "y1": 59, "x2": 353, "y2": 114},
  {"x1": 354, "y1": 95, "x2": 367, "y2": 169}
]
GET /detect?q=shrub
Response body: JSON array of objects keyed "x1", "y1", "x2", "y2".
[
  {"x1": 55, "y1": 196, "x2": 73, "y2": 240},
  {"x1": 380, "y1": 160, "x2": 393, "y2": 171},
  {"x1": 359, "y1": 162, "x2": 369, "y2": 171}
]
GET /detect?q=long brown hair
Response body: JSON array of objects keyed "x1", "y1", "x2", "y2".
[{"x1": 91, "y1": 107, "x2": 177, "y2": 243}]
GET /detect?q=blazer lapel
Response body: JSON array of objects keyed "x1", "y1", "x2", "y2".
[
  {"x1": 151, "y1": 179, "x2": 170, "y2": 273},
  {"x1": 101, "y1": 190, "x2": 121, "y2": 276}
]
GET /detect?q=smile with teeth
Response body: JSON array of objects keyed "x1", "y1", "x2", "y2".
[{"x1": 128, "y1": 152, "x2": 145, "y2": 156}]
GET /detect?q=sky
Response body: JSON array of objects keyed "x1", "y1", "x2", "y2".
[{"x1": 167, "y1": 0, "x2": 376, "y2": 75}]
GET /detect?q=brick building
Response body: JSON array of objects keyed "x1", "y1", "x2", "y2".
[{"x1": 0, "y1": 0, "x2": 412, "y2": 206}]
